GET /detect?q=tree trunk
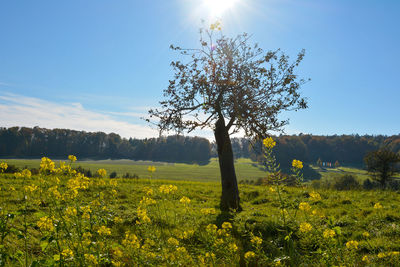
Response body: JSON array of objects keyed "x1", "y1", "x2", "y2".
[{"x1": 214, "y1": 116, "x2": 241, "y2": 211}]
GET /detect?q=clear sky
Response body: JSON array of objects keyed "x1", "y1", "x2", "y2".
[{"x1": 0, "y1": 0, "x2": 399, "y2": 139}]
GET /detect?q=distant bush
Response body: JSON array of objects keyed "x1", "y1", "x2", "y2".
[
  {"x1": 363, "y1": 178, "x2": 400, "y2": 191},
  {"x1": 109, "y1": 171, "x2": 118, "y2": 178},
  {"x1": 122, "y1": 172, "x2": 139, "y2": 179},
  {"x1": 74, "y1": 166, "x2": 93, "y2": 178},
  {"x1": 333, "y1": 174, "x2": 360, "y2": 190},
  {"x1": 3, "y1": 164, "x2": 20, "y2": 173}
]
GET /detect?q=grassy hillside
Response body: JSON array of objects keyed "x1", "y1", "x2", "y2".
[{"x1": 0, "y1": 158, "x2": 399, "y2": 266}]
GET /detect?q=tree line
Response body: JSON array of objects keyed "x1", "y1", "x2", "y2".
[
  {"x1": 0, "y1": 127, "x2": 211, "y2": 164},
  {"x1": 1, "y1": 127, "x2": 399, "y2": 168}
]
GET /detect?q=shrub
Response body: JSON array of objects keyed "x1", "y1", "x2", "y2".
[
  {"x1": 110, "y1": 171, "x2": 118, "y2": 178},
  {"x1": 333, "y1": 174, "x2": 360, "y2": 190}
]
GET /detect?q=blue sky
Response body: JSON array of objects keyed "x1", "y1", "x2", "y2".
[{"x1": 0, "y1": 0, "x2": 399, "y2": 139}]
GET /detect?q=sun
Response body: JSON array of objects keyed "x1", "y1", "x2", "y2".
[{"x1": 203, "y1": 0, "x2": 239, "y2": 16}]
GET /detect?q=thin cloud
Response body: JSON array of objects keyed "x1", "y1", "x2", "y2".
[{"x1": 0, "y1": 93, "x2": 158, "y2": 139}]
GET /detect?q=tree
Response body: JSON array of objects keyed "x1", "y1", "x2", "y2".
[
  {"x1": 364, "y1": 149, "x2": 400, "y2": 187},
  {"x1": 149, "y1": 23, "x2": 308, "y2": 211}
]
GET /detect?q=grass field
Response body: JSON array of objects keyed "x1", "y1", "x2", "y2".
[{"x1": 1, "y1": 158, "x2": 268, "y2": 182}]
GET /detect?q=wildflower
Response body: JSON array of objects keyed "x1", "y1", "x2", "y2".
[
  {"x1": 309, "y1": 191, "x2": 321, "y2": 201},
  {"x1": 114, "y1": 216, "x2": 123, "y2": 224},
  {"x1": 299, "y1": 202, "x2": 311, "y2": 212},
  {"x1": 323, "y1": 229, "x2": 336, "y2": 239},
  {"x1": 292, "y1": 159, "x2": 303, "y2": 169},
  {"x1": 0, "y1": 162, "x2": 7, "y2": 172},
  {"x1": 21, "y1": 169, "x2": 32, "y2": 178},
  {"x1": 374, "y1": 203, "x2": 383, "y2": 209},
  {"x1": 206, "y1": 224, "x2": 218, "y2": 234},
  {"x1": 229, "y1": 243, "x2": 238, "y2": 252},
  {"x1": 389, "y1": 251, "x2": 400, "y2": 256},
  {"x1": 9, "y1": 186, "x2": 16, "y2": 191},
  {"x1": 346, "y1": 240, "x2": 359, "y2": 250},
  {"x1": 147, "y1": 165, "x2": 156, "y2": 173},
  {"x1": 263, "y1": 137, "x2": 276, "y2": 149},
  {"x1": 299, "y1": 222, "x2": 312, "y2": 233},
  {"x1": 97, "y1": 226, "x2": 111, "y2": 236},
  {"x1": 159, "y1": 184, "x2": 178, "y2": 194},
  {"x1": 244, "y1": 251, "x2": 256, "y2": 260},
  {"x1": 113, "y1": 247, "x2": 123, "y2": 258},
  {"x1": 68, "y1": 155, "x2": 77, "y2": 162},
  {"x1": 143, "y1": 187, "x2": 153, "y2": 196},
  {"x1": 210, "y1": 20, "x2": 222, "y2": 31},
  {"x1": 183, "y1": 230, "x2": 194, "y2": 239},
  {"x1": 24, "y1": 184, "x2": 38, "y2": 193},
  {"x1": 180, "y1": 196, "x2": 191, "y2": 205},
  {"x1": 65, "y1": 206, "x2": 77, "y2": 217},
  {"x1": 251, "y1": 236, "x2": 263, "y2": 246},
  {"x1": 362, "y1": 255, "x2": 369, "y2": 262},
  {"x1": 85, "y1": 254, "x2": 98, "y2": 265},
  {"x1": 378, "y1": 252, "x2": 386, "y2": 258},
  {"x1": 140, "y1": 196, "x2": 156, "y2": 206},
  {"x1": 222, "y1": 222, "x2": 232, "y2": 229},
  {"x1": 122, "y1": 231, "x2": 140, "y2": 249},
  {"x1": 61, "y1": 248, "x2": 73, "y2": 258},
  {"x1": 167, "y1": 237, "x2": 179, "y2": 246},
  {"x1": 40, "y1": 157, "x2": 55, "y2": 172},
  {"x1": 363, "y1": 231, "x2": 370, "y2": 238},
  {"x1": 37, "y1": 216, "x2": 54, "y2": 232},
  {"x1": 269, "y1": 186, "x2": 276, "y2": 193},
  {"x1": 214, "y1": 238, "x2": 224, "y2": 246},
  {"x1": 97, "y1": 168, "x2": 107, "y2": 178},
  {"x1": 200, "y1": 208, "x2": 216, "y2": 215},
  {"x1": 136, "y1": 207, "x2": 151, "y2": 224}
]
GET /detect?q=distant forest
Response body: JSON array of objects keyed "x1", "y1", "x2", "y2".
[{"x1": 1, "y1": 127, "x2": 399, "y2": 167}]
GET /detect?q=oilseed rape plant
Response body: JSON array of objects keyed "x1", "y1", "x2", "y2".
[{"x1": 0, "y1": 150, "x2": 399, "y2": 266}]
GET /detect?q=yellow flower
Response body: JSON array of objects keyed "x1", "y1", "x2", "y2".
[
  {"x1": 114, "y1": 216, "x2": 123, "y2": 224},
  {"x1": 140, "y1": 196, "x2": 157, "y2": 206},
  {"x1": 292, "y1": 159, "x2": 303, "y2": 169},
  {"x1": 323, "y1": 229, "x2": 336, "y2": 239},
  {"x1": 97, "y1": 226, "x2": 111, "y2": 236},
  {"x1": 229, "y1": 243, "x2": 238, "y2": 252},
  {"x1": 37, "y1": 216, "x2": 54, "y2": 232},
  {"x1": 299, "y1": 202, "x2": 311, "y2": 212},
  {"x1": 159, "y1": 184, "x2": 178, "y2": 194},
  {"x1": 222, "y1": 222, "x2": 232, "y2": 229},
  {"x1": 24, "y1": 184, "x2": 38, "y2": 193},
  {"x1": 84, "y1": 254, "x2": 98, "y2": 265},
  {"x1": 346, "y1": 240, "x2": 359, "y2": 250},
  {"x1": 65, "y1": 206, "x2": 77, "y2": 217},
  {"x1": 389, "y1": 251, "x2": 400, "y2": 256},
  {"x1": 309, "y1": 191, "x2": 321, "y2": 201},
  {"x1": 206, "y1": 224, "x2": 218, "y2": 234},
  {"x1": 0, "y1": 162, "x2": 8, "y2": 171},
  {"x1": 183, "y1": 230, "x2": 194, "y2": 239},
  {"x1": 244, "y1": 251, "x2": 256, "y2": 260},
  {"x1": 378, "y1": 252, "x2": 386, "y2": 258},
  {"x1": 143, "y1": 187, "x2": 153, "y2": 196},
  {"x1": 122, "y1": 231, "x2": 140, "y2": 249},
  {"x1": 40, "y1": 157, "x2": 55, "y2": 172},
  {"x1": 299, "y1": 222, "x2": 312, "y2": 233},
  {"x1": 269, "y1": 186, "x2": 276, "y2": 193},
  {"x1": 362, "y1": 231, "x2": 370, "y2": 238},
  {"x1": 263, "y1": 137, "x2": 276, "y2": 149},
  {"x1": 251, "y1": 236, "x2": 263, "y2": 246},
  {"x1": 374, "y1": 203, "x2": 383, "y2": 209},
  {"x1": 200, "y1": 208, "x2": 216, "y2": 215},
  {"x1": 61, "y1": 248, "x2": 73, "y2": 258},
  {"x1": 180, "y1": 196, "x2": 191, "y2": 205},
  {"x1": 167, "y1": 237, "x2": 179, "y2": 246},
  {"x1": 147, "y1": 165, "x2": 156, "y2": 173},
  {"x1": 210, "y1": 20, "x2": 222, "y2": 31},
  {"x1": 9, "y1": 186, "x2": 16, "y2": 191},
  {"x1": 21, "y1": 169, "x2": 32, "y2": 178},
  {"x1": 68, "y1": 155, "x2": 77, "y2": 162},
  {"x1": 97, "y1": 168, "x2": 107, "y2": 178},
  {"x1": 362, "y1": 255, "x2": 369, "y2": 262}
]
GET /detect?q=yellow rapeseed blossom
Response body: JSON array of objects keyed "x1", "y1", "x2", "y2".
[
  {"x1": 68, "y1": 155, "x2": 77, "y2": 162},
  {"x1": 122, "y1": 231, "x2": 140, "y2": 249},
  {"x1": 309, "y1": 191, "x2": 321, "y2": 201},
  {"x1": 389, "y1": 251, "x2": 400, "y2": 256},
  {"x1": 299, "y1": 222, "x2": 312, "y2": 233},
  {"x1": 222, "y1": 222, "x2": 232, "y2": 229},
  {"x1": 37, "y1": 216, "x2": 54, "y2": 232},
  {"x1": 136, "y1": 207, "x2": 151, "y2": 224},
  {"x1": 21, "y1": 169, "x2": 32, "y2": 178},
  {"x1": 24, "y1": 184, "x2": 38, "y2": 193},
  {"x1": 183, "y1": 230, "x2": 194, "y2": 239},
  {"x1": 84, "y1": 254, "x2": 98, "y2": 265},
  {"x1": 292, "y1": 159, "x2": 303, "y2": 169},
  {"x1": 140, "y1": 196, "x2": 157, "y2": 206},
  {"x1": 97, "y1": 168, "x2": 107, "y2": 178},
  {"x1": 323, "y1": 229, "x2": 336, "y2": 239},
  {"x1": 61, "y1": 248, "x2": 73, "y2": 258},
  {"x1": 147, "y1": 165, "x2": 156, "y2": 173},
  {"x1": 251, "y1": 236, "x2": 263, "y2": 246},
  {"x1": 167, "y1": 237, "x2": 179, "y2": 246},
  {"x1": 159, "y1": 184, "x2": 178, "y2": 194},
  {"x1": 244, "y1": 251, "x2": 256, "y2": 260},
  {"x1": 206, "y1": 224, "x2": 218, "y2": 234},
  {"x1": 97, "y1": 226, "x2": 111, "y2": 236},
  {"x1": 346, "y1": 240, "x2": 359, "y2": 250},
  {"x1": 263, "y1": 137, "x2": 276, "y2": 149},
  {"x1": 180, "y1": 196, "x2": 191, "y2": 205},
  {"x1": 143, "y1": 187, "x2": 153, "y2": 196},
  {"x1": 40, "y1": 157, "x2": 55, "y2": 172},
  {"x1": 0, "y1": 162, "x2": 7, "y2": 171},
  {"x1": 229, "y1": 243, "x2": 238, "y2": 252},
  {"x1": 200, "y1": 208, "x2": 216, "y2": 215},
  {"x1": 362, "y1": 255, "x2": 370, "y2": 263},
  {"x1": 299, "y1": 202, "x2": 311, "y2": 212},
  {"x1": 374, "y1": 203, "x2": 383, "y2": 209},
  {"x1": 114, "y1": 216, "x2": 123, "y2": 224},
  {"x1": 65, "y1": 206, "x2": 77, "y2": 217},
  {"x1": 363, "y1": 231, "x2": 370, "y2": 238},
  {"x1": 210, "y1": 20, "x2": 222, "y2": 31},
  {"x1": 378, "y1": 252, "x2": 386, "y2": 258}
]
